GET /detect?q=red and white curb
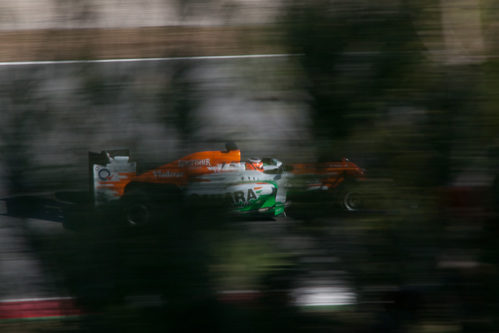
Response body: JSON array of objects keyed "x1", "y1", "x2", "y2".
[
  {"x1": 0, "y1": 287, "x2": 355, "y2": 321},
  {"x1": 0, "y1": 297, "x2": 84, "y2": 321}
]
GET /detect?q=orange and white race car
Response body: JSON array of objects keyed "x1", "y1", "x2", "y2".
[{"x1": 1, "y1": 144, "x2": 367, "y2": 229}]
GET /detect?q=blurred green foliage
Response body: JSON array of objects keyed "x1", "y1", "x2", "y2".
[{"x1": 281, "y1": 0, "x2": 499, "y2": 331}]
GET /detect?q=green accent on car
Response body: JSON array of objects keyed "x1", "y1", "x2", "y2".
[
  {"x1": 230, "y1": 180, "x2": 285, "y2": 216},
  {"x1": 274, "y1": 202, "x2": 286, "y2": 216}
]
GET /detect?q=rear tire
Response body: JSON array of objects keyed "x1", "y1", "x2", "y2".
[{"x1": 121, "y1": 190, "x2": 153, "y2": 226}]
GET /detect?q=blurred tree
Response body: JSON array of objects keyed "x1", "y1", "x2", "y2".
[
  {"x1": 158, "y1": 62, "x2": 200, "y2": 145},
  {"x1": 285, "y1": 1, "x2": 426, "y2": 144},
  {"x1": 0, "y1": 73, "x2": 51, "y2": 194},
  {"x1": 280, "y1": 1, "x2": 497, "y2": 331}
]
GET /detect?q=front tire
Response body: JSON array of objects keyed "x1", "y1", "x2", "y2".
[
  {"x1": 341, "y1": 190, "x2": 362, "y2": 212},
  {"x1": 336, "y1": 183, "x2": 364, "y2": 212}
]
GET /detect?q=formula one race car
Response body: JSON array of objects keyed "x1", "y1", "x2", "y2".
[
  {"x1": 1, "y1": 144, "x2": 367, "y2": 229},
  {"x1": 74, "y1": 142, "x2": 287, "y2": 228}
]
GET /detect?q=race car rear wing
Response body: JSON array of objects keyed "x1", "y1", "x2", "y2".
[{"x1": 89, "y1": 150, "x2": 136, "y2": 206}]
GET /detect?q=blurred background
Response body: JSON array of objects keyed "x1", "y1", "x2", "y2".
[{"x1": 1, "y1": 0, "x2": 499, "y2": 332}]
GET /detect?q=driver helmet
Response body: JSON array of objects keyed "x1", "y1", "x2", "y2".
[{"x1": 246, "y1": 157, "x2": 264, "y2": 171}]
